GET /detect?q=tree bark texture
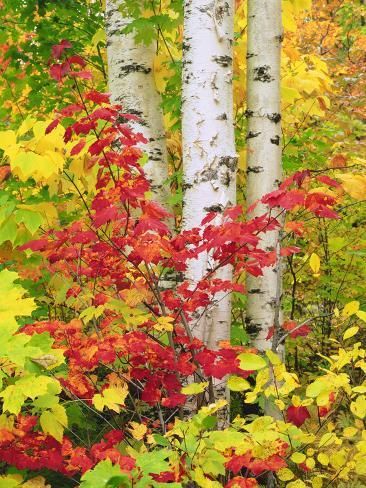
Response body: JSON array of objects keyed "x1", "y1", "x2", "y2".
[
  {"x1": 182, "y1": 0, "x2": 237, "y2": 350},
  {"x1": 105, "y1": 0, "x2": 170, "y2": 205},
  {"x1": 245, "y1": 0, "x2": 283, "y2": 353}
]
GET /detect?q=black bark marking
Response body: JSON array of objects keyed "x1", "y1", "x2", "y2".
[
  {"x1": 253, "y1": 65, "x2": 274, "y2": 83},
  {"x1": 247, "y1": 166, "x2": 264, "y2": 174},
  {"x1": 246, "y1": 131, "x2": 261, "y2": 140},
  {"x1": 204, "y1": 204, "x2": 224, "y2": 213},
  {"x1": 267, "y1": 113, "x2": 281, "y2": 123},
  {"x1": 118, "y1": 63, "x2": 151, "y2": 76},
  {"x1": 270, "y1": 135, "x2": 280, "y2": 145},
  {"x1": 219, "y1": 156, "x2": 237, "y2": 171},
  {"x1": 217, "y1": 113, "x2": 227, "y2": 120},
  {"x1": 212, "y1": 55, "x2": 232, "y2": 67},
  {"x1": 248, "y1": 289, "x2": 264, "y2": 294}
]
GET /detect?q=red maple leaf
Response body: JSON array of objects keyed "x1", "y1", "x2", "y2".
[
  {"x1": 85, "y1": 90, "x2": 111, "y2": 104},
  {"x1": 225, "y1": 478, "x2": 258, "y2": 488},
  {"x1": 51, "y1": 39, "x2": 72, "y2": 59},
  {"x1": 286, "y1": 405, "x2": 310, "y2": 427}
]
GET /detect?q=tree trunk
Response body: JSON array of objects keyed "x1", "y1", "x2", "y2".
[
  {"x1": 182, "y1": 0, "x2": 237, "y2": 351},
  {"x1": 245, "y1": 0, "x2": 283, "y2": 353},
  {"x1": 105, "y1": 0, "x2": 170, "y2": 205}
]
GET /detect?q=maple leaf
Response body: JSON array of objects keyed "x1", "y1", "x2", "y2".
[
  {"x1": 50, "y1": 62, "x2": 70, "y2": 82},
  {"x1": 161, "y1": 393, "x2": 187, "y2": 408},
  {"x1": 51, "y1": 39, "x2": 72, "y2": 59},
  {"x1": 286, "y1": 405, "x2": 311, "y2": 427},
  {"x1": 66, "y1": 54, "x2": 86, "y2": 67},
  {"x1": 225, "y1": 478, "x2": 258, "y2": 488},
  {"x1": 283, "y1": 320, "x2": 311, "y2": 338},
  {"x1": 84, "y1": 90, "x2": 111, "y2": 104},
  {"x1": 69, "y1": 70, "x2": 93, "y2": 80},
  {"x1": 59, "y1": 104, "x2": 84, "y2": 117}
]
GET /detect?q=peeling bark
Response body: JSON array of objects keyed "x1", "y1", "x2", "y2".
[
  {"x1": 182, "y1": 0, "x2": 236, "y2": 379},
  {"x1": 105, "y1": 0, "x2": 170, "y2": 205},
  {"x1": 245, "y1": 0, "x2": 283, "y2": 354}
]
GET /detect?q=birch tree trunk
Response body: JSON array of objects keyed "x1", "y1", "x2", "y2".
[
  {"x1": 105, "y1": 0, "x2": 170, "y2": 205},
  {"x1": 182, "y1": 0, "x2": 237, "y2": 351},
  {"x1": 245, "y1": 0, "x2": 283, "y2": 353}
]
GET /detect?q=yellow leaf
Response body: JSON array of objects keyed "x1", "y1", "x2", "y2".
[
  {"x1": 154, "y1": 315, "x2": 174, "y2": 332},
  {"x1": 351, "y1": 395, "x2": 366, "y2": 419},
  {"x1": 18, "y1": 116, "x2": 37, "y2": 137},
  {"x1": 293, "y1": 0, "x2": 312, "y2": 12},
  {"x1": 227, "y1": 376, "x2": 251, "y2": 392},
  {"x1": 287, "y1": 480, "x2": 307, "y2": 488},
  {"x1": 282, "y1": 2, "x2": 297, "y2": 32},
  {"x1": 309, "y1": 253, "x2": 320, "y2": 275},
  {"x1": 91, "y1": 28, "x2": 106, "y2": 47},
  {"x1": 319, "y1": 432, "x2": 337, "y2": 447},
  {"x1": 343, "y1": 426, "x2": 358, "y2": 438},
  {"x1": 129, "y1": 422, "x2": 147, "y2": 441},
  {"x1": 342, "y1": 300, "x2": 360, "y2": 318},
  {"x1": 0, "y1": 269, "x2": 36, "y2": 333},
  {"x1": 291, "y1": 452, "x2": 306, "y2": 464},
  {"x1": 23, "y1": 476, "x2": 51, "y2": 488},
  {"x1": 40, "y1": 405, "x2": 67, "y2": 443},
  {"x1": 277, "y1": 467, "x2": 294, "y2": 481},
  {"x1": 317, "y1": 453, "x2": 329, "y2": 465},
  {"x1": 92, "y1": 385, "x2": 128, "y2": 413},
  {"x1": 238, "y1": 352, "x2": 267, "y2": 370},
  {"x1": 311, "y1": 476, "x2": 324, "y2": 488},
  {"x1": 356, "y1": 310, "x2": 366, "y2": 322},
  {"x1": 181, "y1": 382, "x2": 208, "y2": 395},
  {"x1": 338, "y1": 174, "x2": 366, "y2": 200},
  {"x1": 343, "y1": 326, "x2": 359, "y2": 341},
  {"x1": 0, "y1": 130, "x2": 16, "y2": 149}
]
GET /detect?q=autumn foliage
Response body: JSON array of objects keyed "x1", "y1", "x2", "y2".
[{"x1": 0, "y1": 0, "x2": 365, "y2": 487}]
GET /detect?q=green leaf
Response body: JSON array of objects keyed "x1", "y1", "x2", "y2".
[
  {"x1": 135, "y1": 449, "x2": 170, "y2": 475},
  {"x1": 238, "y1": 353, "x2": 267, "y2": 371},
  {"x1": 199, "y1": 449, "x2": 226, "y2": 476},
  {"x1": 80, "y1": 460, "x2": 129, "y2": 488}
]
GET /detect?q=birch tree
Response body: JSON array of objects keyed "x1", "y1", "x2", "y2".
[
  {"x1": 182, "y1": 0, "x2": 237, "y2": 350},
  {"x1": 105, "y1": 0, "x2": 170, "y2": 205},
  {"x1": 245, "y1": 0, "x2": 283, "y2": 352}
]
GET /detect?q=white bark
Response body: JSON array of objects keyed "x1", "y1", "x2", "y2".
[
  {"x1": 245, "y1": 0, "x2": 283, "y2": 353},
  {"x1": 182, "y1": 0, "x2": 237, "y2": 350},
  {"x1": 105, "y1": 0, "x2": 170, "y2": 205}
]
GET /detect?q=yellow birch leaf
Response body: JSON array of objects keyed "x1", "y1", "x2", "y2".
[
  {"x1": 343, "y1": 326, "x2": 359, "y2": 341},
  {"x1": 227, "y1": 376, "x2": 251, "y2": 392},
  {"x1": 356, "y1": 310, "x2": 366, "y2": 322},
  {"x1": 181, "y1": 382, "x2": 208, "y2": 395},
  {"x1": 277, "y1": 468, "x2": 294, "y2": 481},
  {"x1": 351, "y1": 395, "x2": 366, "y2": 419},
  {"x1": 342, "y1": 301, "x2": 360, "y2": 318},
  {"x1": 317, "y1": 453, "x2": 329, "y2": 465},
  {"x1": 291, "y1": 452, "x2": 306, "y2": 464},
  {"x1": 309, "y1": 253, "x2": 320, "y2": 275}
]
